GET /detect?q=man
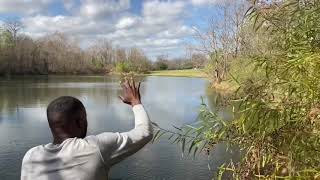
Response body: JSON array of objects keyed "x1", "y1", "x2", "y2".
[{"x1": 21, "y1": 79, "x2": 153, "y2": 180}]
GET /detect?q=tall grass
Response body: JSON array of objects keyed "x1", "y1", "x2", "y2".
[{"x1": 153, "y1": 1, "x2": 320, "y2": 179}]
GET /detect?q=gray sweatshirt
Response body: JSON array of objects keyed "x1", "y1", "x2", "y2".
[{"x1": 21, "y1": 104, "x2": 153, "y2": 180}]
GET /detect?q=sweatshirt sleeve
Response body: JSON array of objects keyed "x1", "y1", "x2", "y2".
[{"x1": 95, "y1": 104, "x2": 153, "y2": 166}]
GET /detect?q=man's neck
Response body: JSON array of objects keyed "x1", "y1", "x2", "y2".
[
  {"x1": 53, "y1": 138, "x2": 66, "y2": 145},
  {"x1": 53, "y1": 134, "x2": 71, "y2": 145}
]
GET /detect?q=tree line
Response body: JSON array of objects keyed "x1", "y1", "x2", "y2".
[
  {"x1": 0, "y1": 21, "x2": 207, "y2": 76},
  {"x1": 152, "y1": 53, "x2": 207, "y2": 71},
  {"x1": 0, "y1": 24, "x2": 151, "y2": 75}
]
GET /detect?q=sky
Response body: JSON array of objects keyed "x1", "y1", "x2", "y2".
[{"x1": 0, "y1": 0, "x2": 220, "y2": 59}]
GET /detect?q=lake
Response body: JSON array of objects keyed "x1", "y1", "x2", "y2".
[{"x1": 0, "y1": 75, "x2": 235, "y2": 180}]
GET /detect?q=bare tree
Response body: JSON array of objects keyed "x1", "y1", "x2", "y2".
[
  {"x1": 4, "y1": 20, "x2": 23, "y2": 44},
  {"x1": 0, "y1": 23, "x2": 152, "y2": 75},
  {"x1": 127, "y1": 47, "x2": 150, "y2": 73},
  {"x1": 115, "y1": 47, "x2": 127, "y2": 62},
  {"x1": 191, "y1": 53, "x2": 207, "y2": 69},
  {"x1": 192, "y1": 0, "x2": 248, "y2": 83}
]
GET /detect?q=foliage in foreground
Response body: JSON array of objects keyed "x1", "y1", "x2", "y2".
[{"x1": 154, "y1": 0, "x2": 320, "y2": 179}]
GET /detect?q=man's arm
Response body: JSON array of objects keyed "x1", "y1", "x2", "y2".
[{"x1": 95, "y1": 79, "x2": 153, "y2": 166}]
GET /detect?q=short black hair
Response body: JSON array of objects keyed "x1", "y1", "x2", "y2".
[{"x1": 47, "y1": 96, "x2": 85, "y2": 123}]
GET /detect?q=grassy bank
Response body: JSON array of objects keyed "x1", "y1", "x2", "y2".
[
  {"x1": 146, "y1": 69, "x2": 206, "y2": 78},
  {"x1": 147, "y1": 69, "x2": 239, "y2": 93},
  {"x1": 211, "y1": 81, "x2": 240, "y2": 94}
]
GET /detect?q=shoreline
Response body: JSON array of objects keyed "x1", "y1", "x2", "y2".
[
  {"x1": 144, "y1": 69, "x2": 207, "y2": 78},
  {"x1": 1, "y1": 70, "x2": 237, "y2": 93}
]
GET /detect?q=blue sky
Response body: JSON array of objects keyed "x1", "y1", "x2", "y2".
[{"x1": 0, "y1": 0, "x2": 220, "y2": 59}]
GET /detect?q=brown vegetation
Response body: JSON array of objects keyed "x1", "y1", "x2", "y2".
[{"x1": 0, "y1": 20, "x2": 208, "y2": 75}]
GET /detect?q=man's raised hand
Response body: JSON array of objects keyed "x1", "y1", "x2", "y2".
[{"x1": 119, "y1": 79, "x2": 141, "y2": 107}]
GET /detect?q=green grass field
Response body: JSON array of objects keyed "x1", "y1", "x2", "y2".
[{"x1": 147, "y1": 69, "x2": 206, "y2": 78}]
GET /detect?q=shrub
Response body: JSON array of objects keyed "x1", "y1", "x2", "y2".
[{"x1": 115, "y1": 62, "x2": 130, "y2": 73}]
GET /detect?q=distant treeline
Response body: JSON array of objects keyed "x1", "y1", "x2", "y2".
[{"x1": 0, "y1": 23, "x2": 207, "y2": 75}]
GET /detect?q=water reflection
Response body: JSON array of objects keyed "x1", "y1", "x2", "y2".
[{"x1": 0, "y1": 75, "x2": 236, "y2": 180}]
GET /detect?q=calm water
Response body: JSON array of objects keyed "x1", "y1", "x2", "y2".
[{"x1": 0, "y1": 75, "x2": 235, "y2": 180}]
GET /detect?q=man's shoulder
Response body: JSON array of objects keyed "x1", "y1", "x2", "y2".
[
  {"x1": 22, "y1": 145, "x2": 44, "y2": 164},
  {"x1": 22, "y1": 136, "x2": 109, "y2": 161}
]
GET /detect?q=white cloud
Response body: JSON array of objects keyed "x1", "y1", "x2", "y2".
[
  {"x1": 22, "y1": 15, "x2": 116, "y2": 37},
  {"x1": 143, "y1": 0, "x2": 186, "y2": 25},
  {"x1": 190, "y1": 0, "x2": 216, "y2": 6},
  {"x1": 116, "y1": 16, "x2": 139, "y2": 29},
  {"x1": 63, "y1": 0, "x2": 78, "y2": 11},
  {"x1": 79, "y1": 0, "x2": 130, "y2": 18},
  {"x1": 0, "y1": 0, "x2": 52, "y2": 14},
  {"x1": 17, "y1": 0, "x2": 199, "y2": 59},
  {"x1": 154, "y1": 25, "x2": 195, "y2": 39}
]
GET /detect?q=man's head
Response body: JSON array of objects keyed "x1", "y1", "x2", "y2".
[{"x1": 47, "y1": 96, "x2": 87, "y2": 143}]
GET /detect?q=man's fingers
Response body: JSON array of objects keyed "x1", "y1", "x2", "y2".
[
  {"x1": 127, "y1": 78, "x2": 133, "y2": 90},
  {"x1": 129, "y1": 78, "x2": 135, "y2": 91},
  {"x1": 138, "y1": 82, "x2": 141, "y2": 92},
  {"x1": 124, "y1": 80, "x2": 130, "y2": 89},
  {"x1": 132, "y1": 78, "x2": 136, "y2": 91},
  {"x1": 137, "y1": 82, "x2": 141, "y2": 99},
  {"x1": 121, "y1": 82, "x2": 129, "y2": 96},
  {"x1": 118, "y1": 95, "x2": 124, "y2": 102},
  {"x1": 121, "y1": 83, "x2": 126, "y2": 89}
]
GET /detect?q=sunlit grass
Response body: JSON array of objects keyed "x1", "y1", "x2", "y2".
[{"x1": 147, "y1": 69, "x2": 206, "y2": 78}]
